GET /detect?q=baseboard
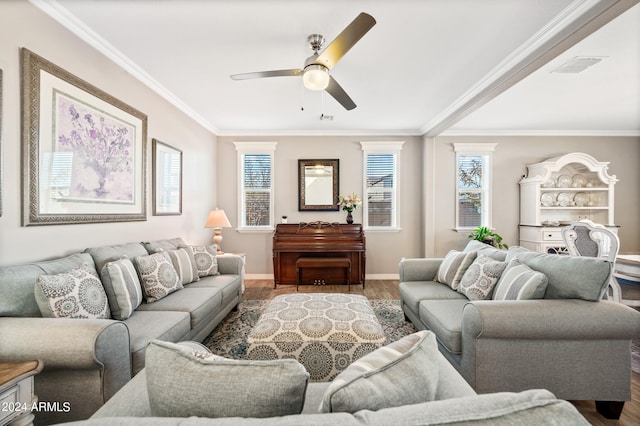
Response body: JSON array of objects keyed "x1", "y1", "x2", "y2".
[{"x1": 245, "y1": 273, "x2": 400, "y2": 280}]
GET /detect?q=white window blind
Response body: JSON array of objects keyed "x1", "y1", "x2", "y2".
[
  {"x1": 366, "y1": 153, "x2": 396, "y2": 227},
  {"x1": 241, "y1": 154, "x2": 272, "y2": 227},
  {"x1": 361, "y1": 141, "x2": 403, "y2": 230},
  {"x1": 234, "y1": 141, "x2": 277, "y2": 230}
]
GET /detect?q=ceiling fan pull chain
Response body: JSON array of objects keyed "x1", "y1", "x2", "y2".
[{"x1": 300, "y1": 78, "x2": 305, "y2": 111}]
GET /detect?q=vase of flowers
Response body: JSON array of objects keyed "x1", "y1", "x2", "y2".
[{"x1": 338, "y1": 193, "x2": 362, "y2": 224}]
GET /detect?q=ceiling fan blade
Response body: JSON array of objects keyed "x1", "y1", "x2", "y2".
[
  {"x1": 325, "y1": 77, "x2": 356, "y2": 111},
  {"x1": 315, "y1": 12, "x2": 376, "y2": 70},
  {"x1": 230, "y1": 69, "x2": 302, "y2": 80}
]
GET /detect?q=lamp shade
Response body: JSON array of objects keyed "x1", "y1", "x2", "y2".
[{"x1": 204, "y1": 209, "x2": 231, "y2": 228}]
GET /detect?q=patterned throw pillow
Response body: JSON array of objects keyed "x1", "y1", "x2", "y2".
[
  {"x1": 35, "y1": 264, "x2": 111, "y2": 319},
  {"x1": 100, "y1": 257, "x2": 144, "y2": 320},
  {"x1": 145, "y1": 340, "x2": 309, "y2": 418},
  {"x1": 435, "y1": 250, "x2": 477, "y2": 290},
  {"x1": 457, "y1": 255, "x2": 508, "y2": 300},
  {"x1": 190, "y1": 245, "x2": 220, "y2": 277},
  {"x1": 493, "y1": 258, "x2": 548, "y2": 300},
  {"x1": 157, "y1": 247, "x2": 199, "y2": 285},
  {"x1": 134, "y1": 252, "x2": 182, "y2": 303},
  {"x1": 321, "y1": 331, "x2": 439, "y2": 413}
]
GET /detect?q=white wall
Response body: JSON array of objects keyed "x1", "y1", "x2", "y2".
[
  {"x1": 426, "y1": 136, "x2": 640, "y2": 256},
  {"x1": 216, "y1": 135, "x2": 424, "y2": 277},
  {"x1": 0, "y1": 1, "x2": 217, "y2": 265}
]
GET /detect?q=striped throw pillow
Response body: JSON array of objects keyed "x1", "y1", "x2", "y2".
[
  {"x1": 435, "y1": 250, "x2": 477, "y2": 290},
  {"x1": 101, "y1": 257, "x2": 144, "y2": 320},
  {"x1": 159, "y1": 247, "x2": 199, "y2": 285},
  {"x1": 493, "y1": 258, "x2": 548, "y2": 300}
]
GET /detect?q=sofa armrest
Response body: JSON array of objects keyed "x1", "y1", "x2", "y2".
[
  {"x1": 217, "y1": 254, "x2": 243, "y2": 275},
  {"x1": 92, "y1": 369, "x2": 151, "y2": 418},
  {"x1": 0, "y1": 316, "x2": 132, "y2": 401},
  {"x1": 462, "y1": 299, "x2": 640, "y2": 340},
  {"x1": 398, "y1": 258, "x2": 443, "y2": 282}
]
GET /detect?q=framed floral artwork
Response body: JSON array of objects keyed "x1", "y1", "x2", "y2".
[
  {"x1": 21, "y1": 48, "x2": 147, "y2": 225},
  {"x1": 152, "y1": 139, "x2": 182, "y2": 215}
]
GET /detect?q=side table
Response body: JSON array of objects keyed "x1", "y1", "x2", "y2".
[{"x1": 0, "y1": 360, "x2": 43, "y2": 426}]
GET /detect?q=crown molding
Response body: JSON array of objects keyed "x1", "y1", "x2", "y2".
[
  {"x1": 419, "y1": 0, "x2": 638, "y2": 137},
  {"x1": 215, "y1": 129, "x2": 423, "y2": 137},
  {"x1": 29, "y1": 0, "x2": 219, "y2": 134},
  {"x1": 439, "y1": 129, "x2": 640, "y2": 137}
]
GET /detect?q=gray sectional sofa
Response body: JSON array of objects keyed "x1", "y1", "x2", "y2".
[
  {"x1": 0, "y1": 238, "x2": 243, "y2": 425},
  {"x1": 60, "y1": 334, "x2": 589, "y2": 425},
  {"x1": 399, "y1": 240, "x2": 640, "y2": 420}
]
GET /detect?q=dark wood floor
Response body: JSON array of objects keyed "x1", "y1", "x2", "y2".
[{"x1": 243, "y1": 279, "x2": 640, "y2": 425}]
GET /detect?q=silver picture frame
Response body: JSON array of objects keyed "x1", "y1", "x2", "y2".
[{"x1": 21, "y1": 48, "x2": 147, "y2": 225}]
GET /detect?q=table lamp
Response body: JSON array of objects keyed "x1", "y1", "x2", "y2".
[{"x1": 204, "y1": 209, "x2": 232, "y2": 253}]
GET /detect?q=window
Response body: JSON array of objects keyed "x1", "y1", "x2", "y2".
[
  {"x1": 454, "y1": 143, "x2": 496, "y2": 229},
  {"x1": 361, "y1": 141, "x2": 404, "y2": 230},
  {"x1": 234, "y1": 142, "x2": 277, "y2": 230}
]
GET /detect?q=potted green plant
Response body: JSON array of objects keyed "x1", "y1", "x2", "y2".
[{"x1": 468, "y1": 226, "x2": 508, "y2": 249}]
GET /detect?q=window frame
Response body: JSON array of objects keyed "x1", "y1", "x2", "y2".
[
  {"x1": 453, "y1": 143, "x2": 497, "y2": 231},
  {"x1": 234, "y1": 141, "x2": 277, "y2": 232},
  {"x1": 360, "y1": 141, "x2": 404, "y2": 231}
]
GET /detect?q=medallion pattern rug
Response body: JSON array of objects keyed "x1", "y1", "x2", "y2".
[
  {"x1": 203, "y1": 299, "x2": 417, "y2": 360},
  {"x1": 203, "y1": 299, "x2": 640, "y2": 374}
]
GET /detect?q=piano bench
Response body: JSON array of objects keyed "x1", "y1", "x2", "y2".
[{"x1": 296, "y1": 257, "x2": 352, "y2": 291}]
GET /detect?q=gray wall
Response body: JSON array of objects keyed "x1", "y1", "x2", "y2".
[
  {"x1": 0, "y1": 2, "x2": 217, "y2": 265},
  {"x1": 216, "y1": 136, "x2": 424, "y2": 277},
  {"x1": 428, "y1": 136, "x2": 640, "y2": 256}
]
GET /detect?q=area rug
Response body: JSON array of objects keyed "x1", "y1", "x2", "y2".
[
  {"x1": 203, "y1": 299, "x2": 417, "y2": 359},
  {"x1": 203, "y1": 299, "x2": 640, "y2": 374}
]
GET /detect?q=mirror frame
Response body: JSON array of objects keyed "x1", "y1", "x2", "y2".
[{"x1": 298, "y1": 159, "x2": 339, "y2": 211}]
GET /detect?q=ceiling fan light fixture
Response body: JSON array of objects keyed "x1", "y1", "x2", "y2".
[{"x1": 303, "y1": 64, "x2": 330, "y2": 90}]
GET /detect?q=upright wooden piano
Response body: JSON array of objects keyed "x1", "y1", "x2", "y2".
[{"x1": 273, "y1": 222, "x2": 366, "y2": 288}]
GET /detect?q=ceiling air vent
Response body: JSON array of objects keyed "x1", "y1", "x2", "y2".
[{"x1": 551, "y1": 56, "x2": 606, "y2": 73}]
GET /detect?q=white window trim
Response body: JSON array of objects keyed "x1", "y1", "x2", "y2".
[
  {"x1": 234, "y1": 141, "x2": 277, "y2": 232},
  {"x1": 453, "y1": 142, "x2": 497, "y2": 232},
  {"x1": 360, "y1": 141, "x2": 404, "y2": 231}
]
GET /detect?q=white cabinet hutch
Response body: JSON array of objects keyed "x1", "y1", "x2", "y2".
[{"x1": 519, "y1": 152, "x2": 617, "y2": 253}]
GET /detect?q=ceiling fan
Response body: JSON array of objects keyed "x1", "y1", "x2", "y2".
[{"x1": 230, "y1": 12, "x2": 376, "y2": 111}]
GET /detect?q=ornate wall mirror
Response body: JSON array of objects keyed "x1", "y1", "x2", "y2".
[{"x1": 298, "y1": 159, "x2": 339, "y2": 211}]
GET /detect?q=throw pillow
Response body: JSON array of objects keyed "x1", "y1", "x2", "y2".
[
  {"x1": 145, "y1": 340, "x2": 309, "y2": 418},
  {"x1": 457, "y1": 255, "x2": 507, "y2": 300},
  {"x1": 320, "y1": 330, "x2": 439, "y2": 413},
  {"x1": 100, "y1": 256, "x2": 144, "y2": 320},
  {"x1": 156, "y1": 246, "x2": 199, "y2": 285},
  {"x1": 435, "y1": 250, "x2": 477, "y2": 290},
  {"x1": 190, "y1": 244, "x2": 220, "y2": 277},
  {"x1": 493, "y1": 258, "x2": 548, "y2": 300},
  {"x1": 134, "y1": 252, "x2": 182, "y2": 303},
  {"x1": 35, "y1": 264, "x2": 111, "y2": 319}
]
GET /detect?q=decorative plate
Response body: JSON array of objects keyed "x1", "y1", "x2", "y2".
[
  {"x1": 557, "y1": 192, "x2": 572, "y2": 207},
  {"x1": 542, "y1": 178, "x2": 556, "y2": 188},
  {"x1": 540, "y1": 192, "x2": 555, "y2": 207},
  {"x1": 571, "y1": 174, "x2": 587, "y2": 187},
  {"x1": 556, "y1": 174, "x2": 572, "y2": 188},
  {"x1": 574, "y1": 192, "x2": 589, "y2": 207}
]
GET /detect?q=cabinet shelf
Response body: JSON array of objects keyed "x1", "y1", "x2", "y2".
[
  {"x1": 519, "y1": 152, "x2": 617, "y2": 253},
  {"x1": 540, "y1": 206, "x2": 608, "y2": 210},
  {"x1": 541, "y1": 187, "x2": 608, "y2": 191}
]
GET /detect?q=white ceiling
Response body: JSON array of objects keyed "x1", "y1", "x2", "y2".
[{"x1": 37, "y1": 0, "x2": 640, "y2": 136}]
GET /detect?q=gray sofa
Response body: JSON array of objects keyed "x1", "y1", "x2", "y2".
[
  {"x1": 59, "y1": 336, "x2": 589, "y2": 426},
  {"x1": 0, "y1": 237, "x2": 243, "y2": 425},
  {"x1": 399, "y1": 240, "x2": 640, "y2": 420}
]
